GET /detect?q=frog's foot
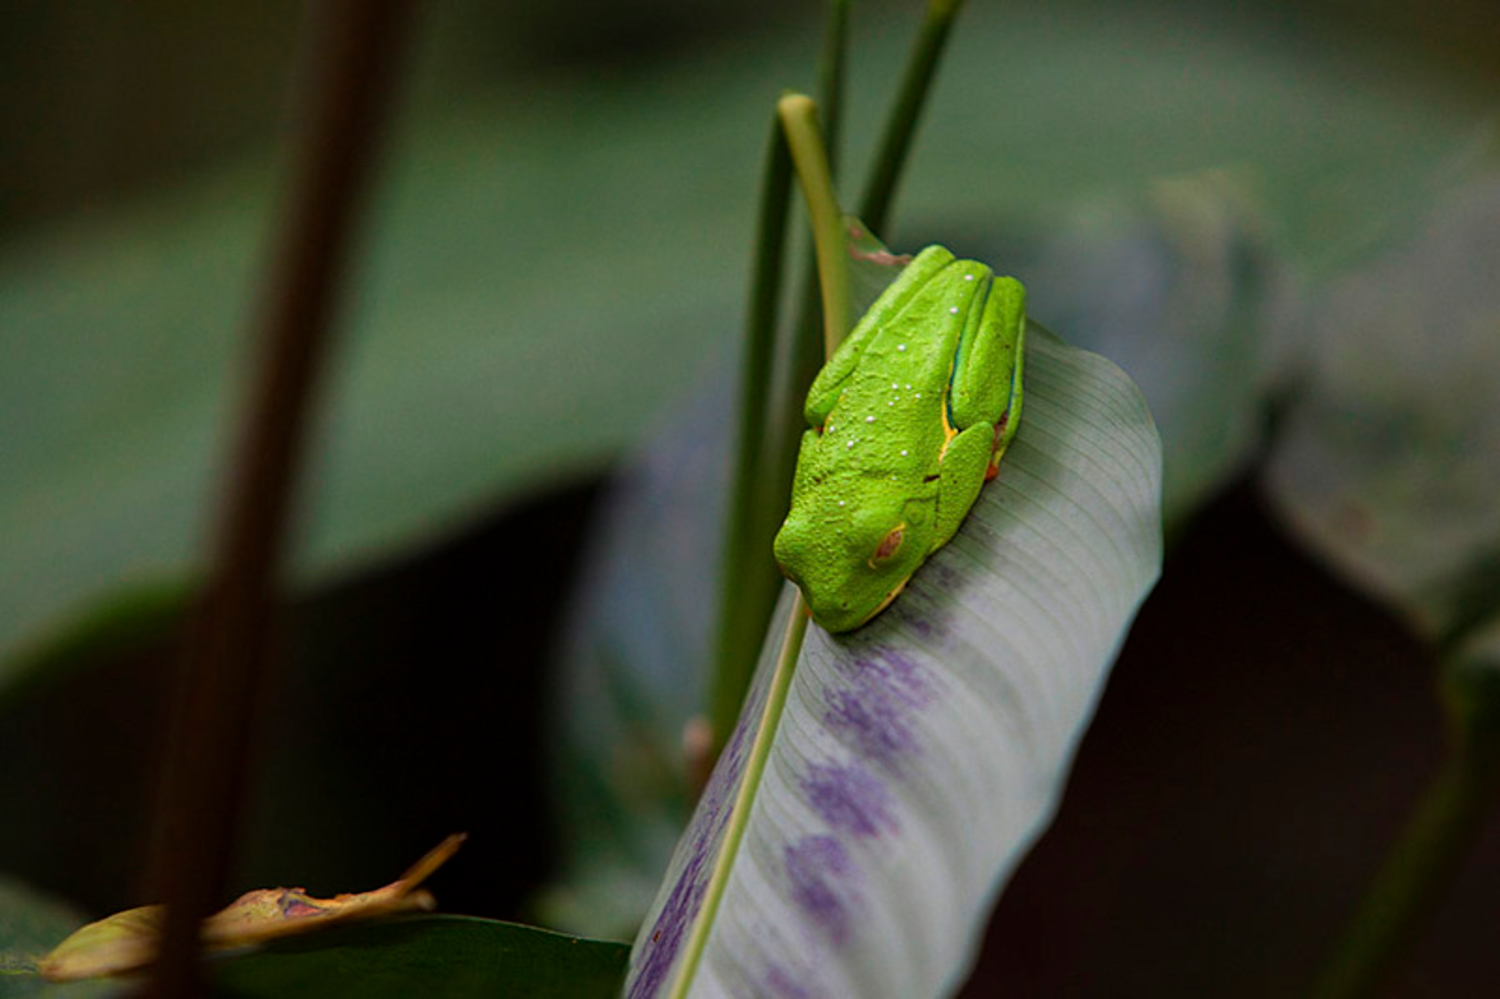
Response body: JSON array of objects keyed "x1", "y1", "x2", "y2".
[
  {"x1": 984, "y1": 414, "x2": 1014, "y2": 481},
  {"x1": 932, "y1": 423, "x2": 994, "y2": 546}
]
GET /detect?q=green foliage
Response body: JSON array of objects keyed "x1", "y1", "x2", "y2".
[
  {"x1": 209, "y1": 916, "x2": 627, "y2": 999},
  {"x1": 2, "y1": 2, "x2": 1498, "y2": 995},
  {"x1": 0, "y1": 879, "x2": 114, "y2": 999},
  {"x1": 0, "y1": 906, "x2": 625, "y2": 999},
  {"x1": 0, "y1": 1, "x2": 1488, "y2": 694}
]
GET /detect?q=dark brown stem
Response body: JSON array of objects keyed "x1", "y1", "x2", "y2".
[{"x1": 144, "y1": 1, "x2": 416, "y2": 995}]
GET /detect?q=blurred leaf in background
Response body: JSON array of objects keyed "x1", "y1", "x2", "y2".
[
  {"x1": 998, "y1": 171, "x2": 1284, "y2": 528},
  {"x1": 2, "y1": 0, "x2": 1494, "y2": 693},
  {"x1": 0, "y1": 877, "x2": 114, "y2": 999},
  {"x1": 1265, "y1": 175, "x2": 1500, "y2": 641},
  {"x1": 2, "y1": 0, "x2": 1499, "y2": 994}
]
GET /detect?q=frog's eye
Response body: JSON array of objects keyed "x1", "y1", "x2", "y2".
[{"x1": 869, "y1": 524, "x2": 905, "y2": 566}]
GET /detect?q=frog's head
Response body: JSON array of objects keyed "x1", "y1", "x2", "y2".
[{"x1": 773, "y1": 488, "x2": 934, "y2": 633}]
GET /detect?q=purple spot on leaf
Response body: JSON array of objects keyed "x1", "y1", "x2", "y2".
[
  {"x1": 928, "y1": 562, "x2": 962, "y2": 590},
  {"x1": 720, "y1": 702, "x2": 753, "y2": 770},
  {"x1": 801, "y1": 762, "x2": 895, "y2": 838},
  {"x1": 824, "y1": 688, "x2": 914, "y2": 769},
  {"x1": 628, "y1": 677, "x2": 765, "y2": 997},
  {"x1": 785, "y1": 834, "x2": 856, "y2": 946},
  {"x1": 764, "y1": 964, "x2": 814, "y2": 999},
  {"x1": 823, "y1": 647, "x2": 933, "y2": 770},
  {"x1": 629, "y1": 846, "x2": 708, "y2": 999}
]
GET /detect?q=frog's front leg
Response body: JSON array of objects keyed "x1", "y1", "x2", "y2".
[
  {"x1": 949, "y1": 275, "x2": 1026, "y2": 471},
  {"x1": 930, "y1": 422, "x2": 995, "y2": 550}
]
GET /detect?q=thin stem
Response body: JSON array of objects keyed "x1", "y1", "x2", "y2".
[
  {"x1": 1308, "y1": 702, "x2": 1500, "y2": 998},
  {"x1": 778, "y1": 94, "x2": 851, "y2": 356},
  {"x1": 858, "y1": 0, "x2": 969, "y2": 236},
  {"x1": 706, "y1": 115, "x2": 794, "y2": 761},
  {"x1": 669, "y1": 596, "x2": 811, "y2": 999},
  {"x1": 679, "y1": 95, "x2": 840, "y2": 986},
  {"x1": 705, "y1": 0, "x2": 850, "y2": 765},
  {"x1": 817, "y1": 0, "x2": 852, "y2": 177},
  {"x1": 144, "y1": 1, "x2": 415, "y2": 995},
  {"x1": 768, "y1": 0, "x2": 854, "y2": 616}
]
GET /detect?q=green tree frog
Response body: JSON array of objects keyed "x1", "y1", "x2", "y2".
[{"x1": 773, "y1": 245, "x2": 1026, "y2": 633}]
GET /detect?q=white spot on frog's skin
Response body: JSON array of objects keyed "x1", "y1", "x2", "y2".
[
  {"x1": 865, "y1": 415, "x2": 875, "y2": 423},
  {"x1": 949, "y1": 306, "x2": 960, "y2": 315},
  {"x1": 964, "y1": 274, "x2": 975, "y2": 281},
  {"x1": 897, "y1": 344, "x2": 907, "y2": 352},
  {"x1": 900, "y1": 449, "x2": 908, "y2": 456},
  {"x1": 888, "y1": 400, "x2": 895, "y2": 407},
  {"x1": 891, "y1": 382, "x2": 900, "y2": 390},
  {"x1": 915, "y1": 393, "x2": 922, "y2": 399},
  {"x1": 847, "y1": 439, "x2": 855, "y2": 448},
  {"x1": 904, "y1": 384, "x2": 912, "y2": 390},
  {"x1": 838, "y1": 500, "x2": 845, "y2": 507}
]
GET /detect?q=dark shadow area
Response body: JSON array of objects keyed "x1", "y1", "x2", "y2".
[
  {"x1": 0, "y1": 478, "x2": 605, "y2": 923},
  {"x1": 962, "y1": 479, "x2": 1500, "y2": 997}
]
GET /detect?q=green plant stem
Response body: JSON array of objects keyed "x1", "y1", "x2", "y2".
[
  {"x1": 669, "y1": 596, "x2": 810, "y2": 999},
  {"x1": 705, "y1": 0, "x2": 850, "y2": 764},
  {"x1": 778, "y1": 94, "x2": 851, "y2": 356},
  {"x1": 1308, "y1": 716, "x2": 1500, "y2": 999},
  {"x1": 858, "y1": 0, "x2": 969, "y2": 236},
  {"x1": 817, "y1": 0, "x2": 852, "y2": 177},
  {"x1": 706, "y1": 115, "x2": 794, "y2": 760}
]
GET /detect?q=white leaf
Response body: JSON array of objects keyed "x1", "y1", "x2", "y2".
[{"x1": 627, "y1": 329, "x2": 1163, "y2": 998}]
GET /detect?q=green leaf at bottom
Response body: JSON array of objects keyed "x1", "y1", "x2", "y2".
[{"x1": 210, "y1": 915, "x2": 627, "y2": 999}]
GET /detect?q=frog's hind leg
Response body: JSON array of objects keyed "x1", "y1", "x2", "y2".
[
  {"x1": 930, "y1": 423, "x2": 995, "y2": 550},
  {"x1": 987, "y1": 331, "x2": 1025, "y2": 475},
  {"x1": 949, "y1": 276, "x2": 1025, "y2": 474}
]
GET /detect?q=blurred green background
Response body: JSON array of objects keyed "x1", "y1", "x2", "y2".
[{"x1": 2, "y1": 1, "x2": 1498, "y2": 995}]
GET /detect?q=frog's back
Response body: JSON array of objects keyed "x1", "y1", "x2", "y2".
[{"x1": 819, "y1": 263, "x2": 981, "y2": 476}]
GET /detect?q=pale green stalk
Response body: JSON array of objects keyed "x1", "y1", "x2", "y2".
[
  {"x1": 668, "y1": 598, "x2": 810, "y2": 999},
  {"x1": 778, "y1": 93, "x2": 852, "y2": 356},
  {"x1": 674, "y1": 84, "x2": 847, "y2": 998}
]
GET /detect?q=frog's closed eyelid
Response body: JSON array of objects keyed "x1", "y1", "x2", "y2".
[{"x1": 868, "y1": 523, "x2": 906, "y2": 566}]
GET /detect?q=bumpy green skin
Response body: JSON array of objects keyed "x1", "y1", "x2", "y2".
[{"x1": 773, "y1": 245, "x2": 1026, "y2": 633}]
